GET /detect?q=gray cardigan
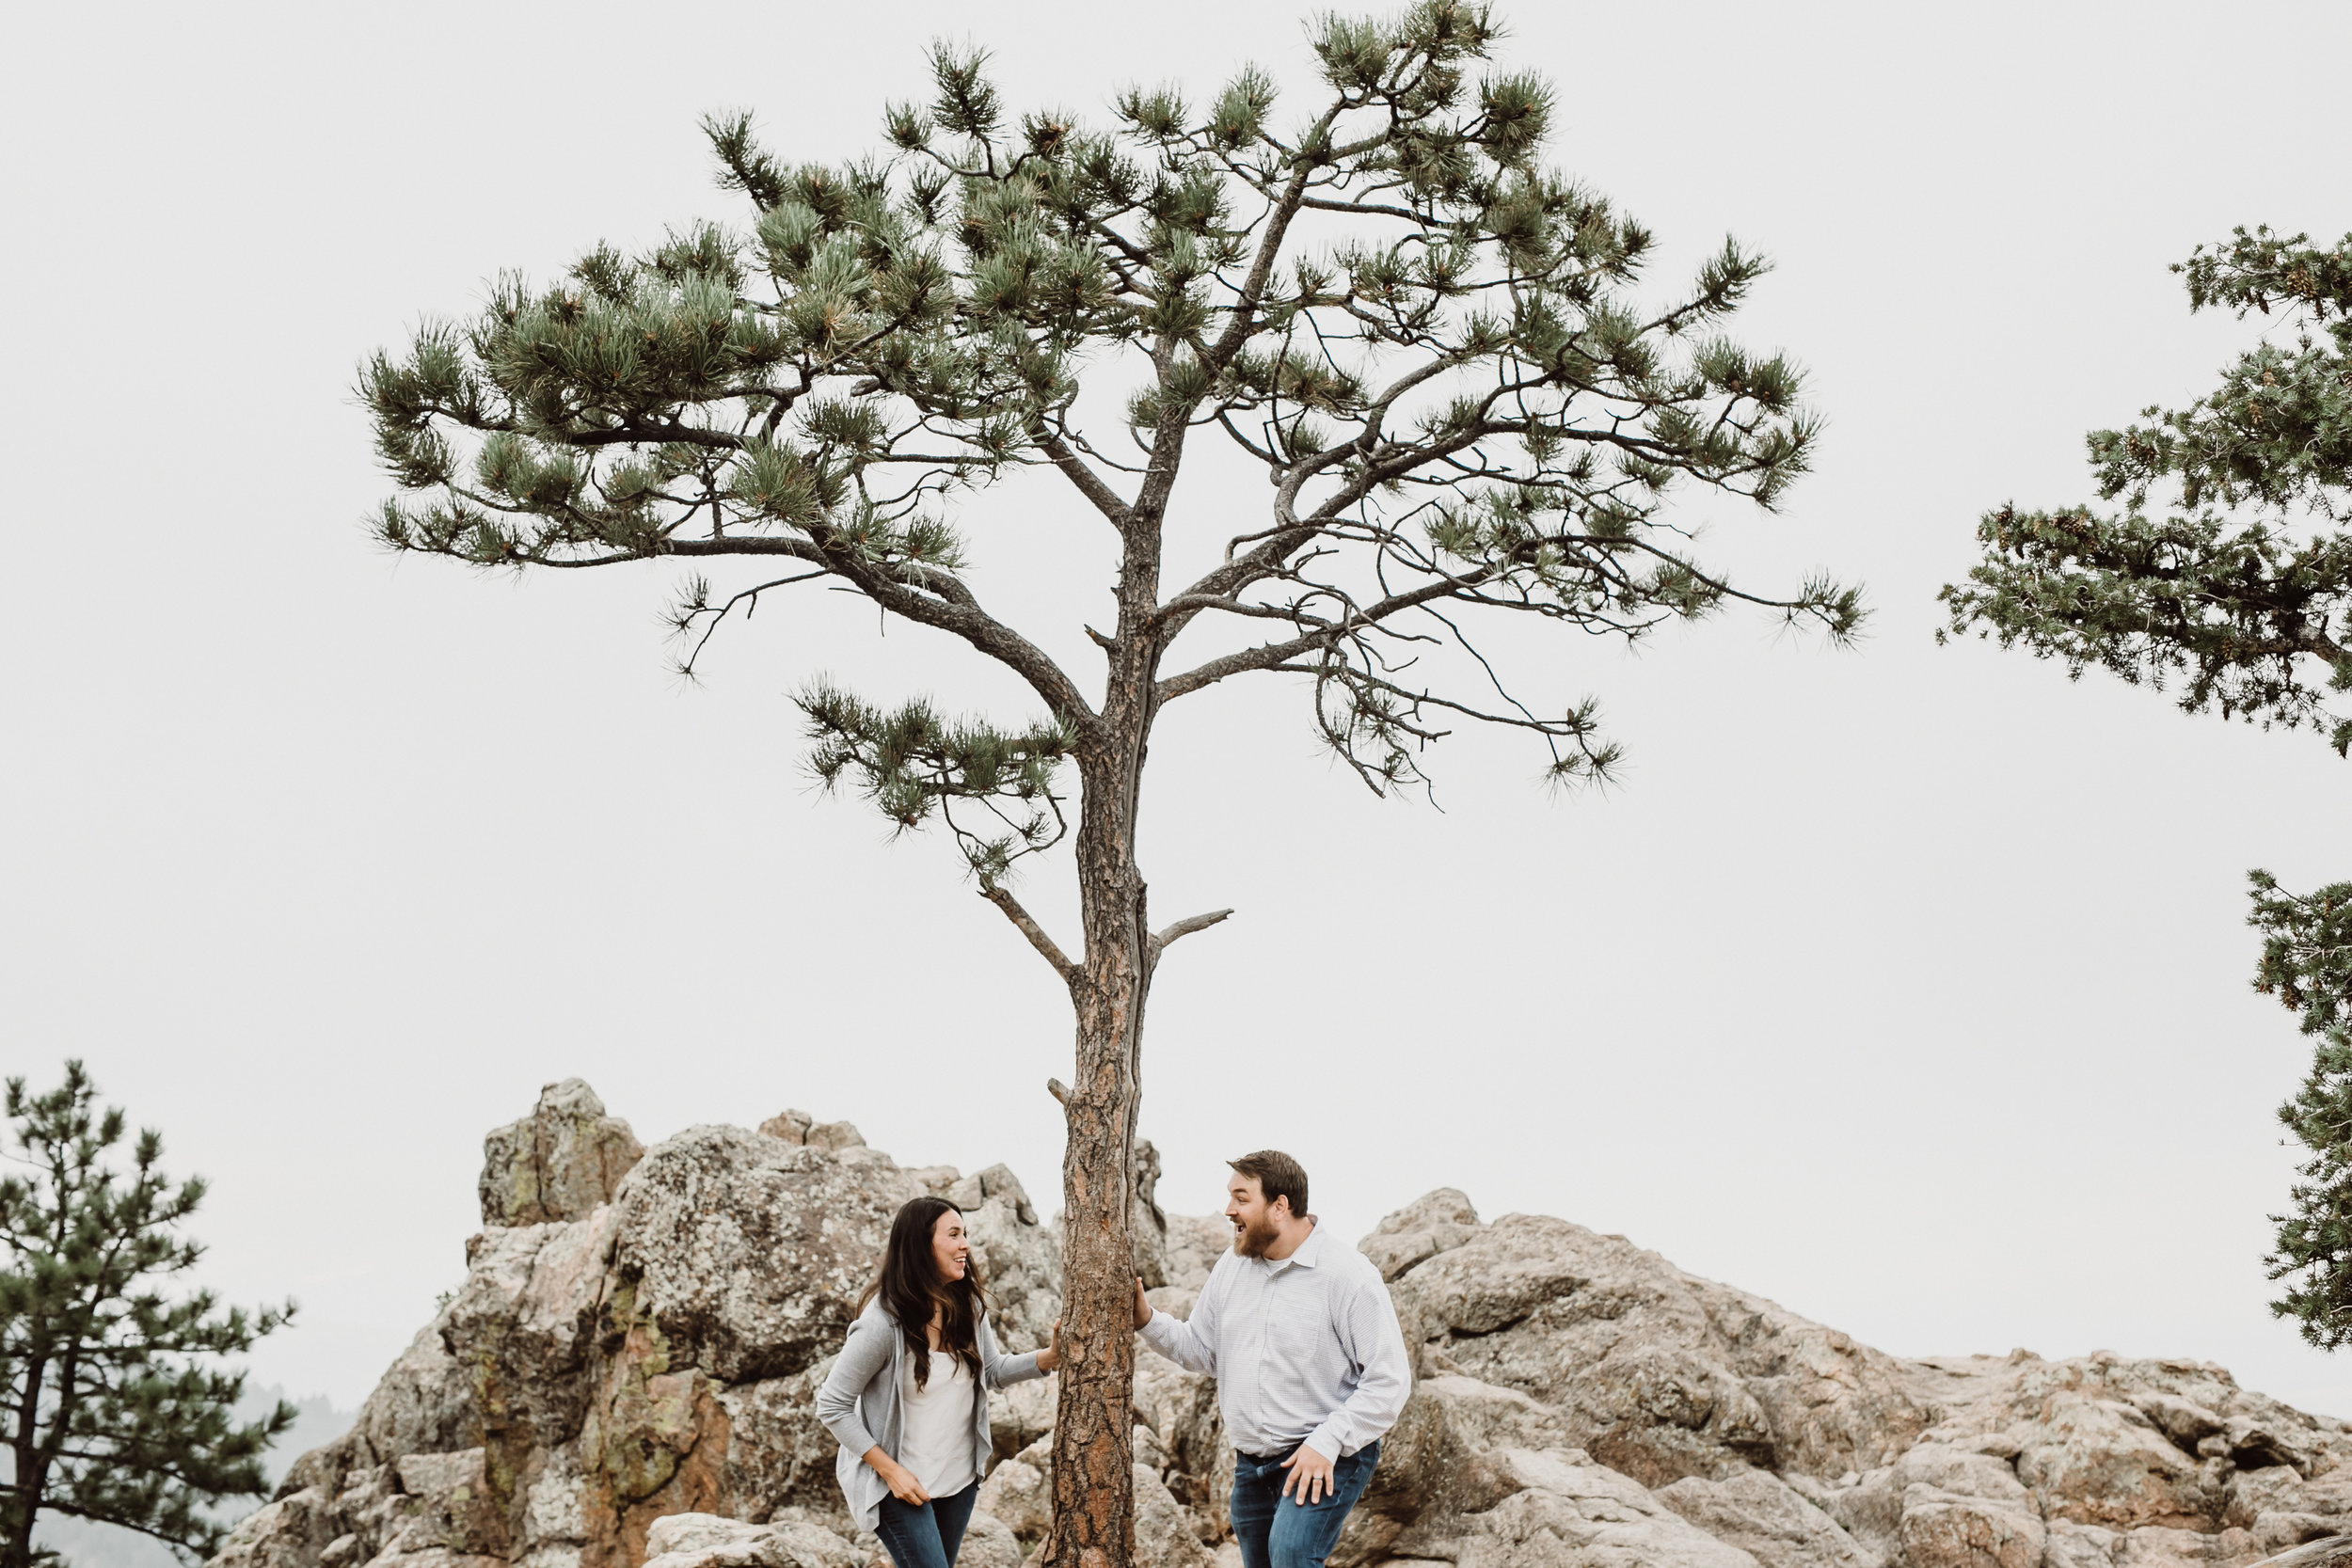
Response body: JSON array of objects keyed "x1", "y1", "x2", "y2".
[{"x1": 815, "y1": 1298, "x2": 1045, "y2": 1528}]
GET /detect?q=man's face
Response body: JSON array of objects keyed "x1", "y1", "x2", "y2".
[{"x1": 1225, "y1": 1173, "x2": 1286, "y2": 1259}]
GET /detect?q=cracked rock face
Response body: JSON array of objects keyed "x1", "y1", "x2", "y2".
[
  {"x1": 1384, "y1": 1210, "x2": 1931, "y2": 1488},
  {"x1": 480, "y1": 1082, "x2": 646, "y2": 1229},
  {"x1": 220, "y1": 1088, "x2": 2352, "y2": 1568},
  {"x1": 234, "y1": 1097, "x2": 1050, "y2": 1568}
]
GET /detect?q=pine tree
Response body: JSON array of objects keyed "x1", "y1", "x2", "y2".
[
  {"x1": 360, "y1": 5, "x2": 1859, "y2": 1553},
  {"x1": 0, "y1": 1064, "x2": 296, "y2": 1568},
  {"x1": 1943, "y1": 225, "x2": 2352, "y2": 1345},
  {"x1": 2249, "y1": 873, "x2": 2352, "y2": 1345}
]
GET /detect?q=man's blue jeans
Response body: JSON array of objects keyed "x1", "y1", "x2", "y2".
[
  {"x1": 1230, "y1": 1441, "x2": 1380, "y2": 1568},
  {"x1": 874, "y1": 1480, "x2": 978, "y2": 1568}
]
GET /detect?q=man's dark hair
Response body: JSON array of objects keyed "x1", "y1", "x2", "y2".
[{"x1": 1230, "y1": 1150, "x2": 1309, "y2": 1218}]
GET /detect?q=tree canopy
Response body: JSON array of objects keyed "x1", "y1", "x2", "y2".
[
  {"x1": 365, "y1": 2, "x2": 1857, "y2": 871},
  {"x1": 1943, "y1": 227, "x2": 2352, "y2": 752},
  {"x1": 1945, "y1": 226, "x2": 2352, "y2": 1347},
  {"x1": 0, "y1": 1063, "x2": 294, "y2": 1568}
]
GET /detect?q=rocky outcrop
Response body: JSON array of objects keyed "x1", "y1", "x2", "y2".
[
  {"x1": 234, "y1": 1089, "x2": 1057, "y2": 1568},
  {"x1": 1380, "y1": 1205, "x2": 1930, "y2": 1487},
  {"x1": 481, "y1": 1081, "x2": 645, "y2": 1228},
  {"x1": 218, "y1": 1086, "x2": 2352, "y2": 1568},
  {"x1": 1343, "y1": 1195, "x2": 2352, "y2": 1568}
]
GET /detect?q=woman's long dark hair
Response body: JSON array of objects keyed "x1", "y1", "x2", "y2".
[{"x1": 856, "y1": 1196, "x2": 988, "y2": 1389}]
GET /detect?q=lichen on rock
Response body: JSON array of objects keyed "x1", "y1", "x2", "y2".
[{"x1": 480, "y1": 1082, "x2": 644, "y2": 1229}]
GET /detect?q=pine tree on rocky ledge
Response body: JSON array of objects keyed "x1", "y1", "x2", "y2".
[
  {"x1": 359, "y1": 6, "x2": 1860, "y2": 1558},
  {"x1": 1941, "y1": 224, "x2": 2352, "y2": 1347},
  {"x1": 0, "y1": 1063, "x2": 296, "y2": 1568}
]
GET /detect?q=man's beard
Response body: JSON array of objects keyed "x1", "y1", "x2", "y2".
[{"x1": 1232, "y1": 1213, "x2": 1281, "y2": 1259}]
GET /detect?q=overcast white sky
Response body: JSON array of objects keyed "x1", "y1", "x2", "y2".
[{"x1": 8, "y1": 0, "x2": 2352, "y2": 1427}]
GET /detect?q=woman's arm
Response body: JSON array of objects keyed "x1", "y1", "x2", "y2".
[
  {"x1": 979, "y1": 1316, "x2": 1060, "y2": 1388},
  {"x1": 813, "y1": 1312, "x2": 894, "y2": 1458}
]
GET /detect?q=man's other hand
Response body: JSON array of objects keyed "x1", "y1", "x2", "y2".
[
  {"x1": 1280, "y1": 1444, "x2": 1335, "y2": 1505},
  {"x1": 1133, "y1": 1276, "x2": 1152, "y2": 1329}
]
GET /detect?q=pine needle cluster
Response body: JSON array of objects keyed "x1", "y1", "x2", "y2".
[{"x1": 800, "y1": 680, "x2": 1075, "y2": 883}]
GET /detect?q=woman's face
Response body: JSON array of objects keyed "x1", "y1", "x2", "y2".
[{"x1": 930, "y1": 1208, "x2": 970, "y2": 1285}]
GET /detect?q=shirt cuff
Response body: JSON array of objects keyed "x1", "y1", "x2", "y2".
[
  {"x1": 1137, "y1": 1311, "x2": 1179, "y2": 1357},
  {"x1": 1300, "y1": 1422, "x2": 1345, "y2": 1463}
]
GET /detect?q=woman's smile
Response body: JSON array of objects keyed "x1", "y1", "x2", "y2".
[{"x1": 930, "y1": 1212, "x2": 970, "y2": 1281}]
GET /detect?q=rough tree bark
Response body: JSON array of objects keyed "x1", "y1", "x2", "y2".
[
  {"x1": 1046, "y1": 449, "x2": 1168, "y2": 1564},
  {"x1": 4, "y1": 1347, "x2": 57, "y2": 1568},
  {"x1": 1053, "y1": 790, "x2": 1147, "y2": 1561}
]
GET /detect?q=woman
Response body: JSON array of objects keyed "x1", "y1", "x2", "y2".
[{"x1": 817, "y1": 1196, "x2": 1060, "y2": 1568}]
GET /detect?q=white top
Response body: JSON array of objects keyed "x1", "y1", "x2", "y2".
[
  {"x1": 897, "y1": 1348, "x2": 978, "y2": 1497},
  {"x1": 817, "y1": 1302, "x2": 1043, "y2": 1534},
  {"x1": 1138, "y1": 1220, "x2": 1411, "y2": 1463}
]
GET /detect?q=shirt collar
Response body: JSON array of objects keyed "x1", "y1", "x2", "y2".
[{"x1": 1267, "y1": 1218, "x2": 1325, "y2": 1273}]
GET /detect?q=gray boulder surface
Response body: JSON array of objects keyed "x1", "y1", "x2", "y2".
[
  {"x1": 480, "y1": 1081, "x2": 646, "y2": 1229},
  {"x1": 217, "y1": 1085, "x2": 2352, "y2": 1568}
]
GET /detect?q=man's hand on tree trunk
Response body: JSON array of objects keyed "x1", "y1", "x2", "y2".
[
  {"x1": 1133, "y1": 1276, "x2": 1153, "y2": 1329},
  {"x1": 1280, "y1": 1444, "x2": 1337, "y2": 1505}
]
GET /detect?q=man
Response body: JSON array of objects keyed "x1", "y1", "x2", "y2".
[{"x1": 1134, "y1": 1151, "x2": 1409, "y2": 1568}]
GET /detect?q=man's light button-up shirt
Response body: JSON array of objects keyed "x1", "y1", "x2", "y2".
[{"x1": 1136, "y1": 1221, "x2": 1411, "y2": 1462}]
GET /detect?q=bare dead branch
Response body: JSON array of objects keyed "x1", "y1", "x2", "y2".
[
  {"x1": 1149, "y1": 908, "x2": 1234, "y2": 961},
  {"x1": 983, "y1": 886, "x2": 1079, "y2": 984}
]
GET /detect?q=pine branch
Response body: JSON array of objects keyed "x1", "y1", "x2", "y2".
[
  {"x1": 1032, "y1": 429, "x2": 1133, "y2": 526},
  {"x1": 982, "y1": 888, "x2": 1078, "y2": 983}
]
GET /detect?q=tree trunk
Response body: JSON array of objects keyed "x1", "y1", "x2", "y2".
[
  {"x1": 1043, "y1": 453, "x2": 1177, "y2": 1563},
  {"x1": 1044, "y1": 744, "x2": 1153, "y2": 1568},
  {"x1": 1041, "y1": 376, "x2": 1181, "y2": 1568},
  {"x1": 3, "y1": 1354, "x2": 50, "y2": 1568}
]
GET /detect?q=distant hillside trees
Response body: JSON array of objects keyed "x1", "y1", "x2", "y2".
[
  {"x1": 0, "y1": 1063, "x2": 295, "y2": 1568},
  {"x1": 1943, "y1": 226, "x2": 2352, "y2": 1345}
]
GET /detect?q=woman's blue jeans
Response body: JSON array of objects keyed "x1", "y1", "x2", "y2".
[
  {"x1": 1230, "y1": 1442, "x2": 1381, "y2": 1568},
  {"x1": 875, "y1": 1481, "x2": 979, "y2": 1568}
]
